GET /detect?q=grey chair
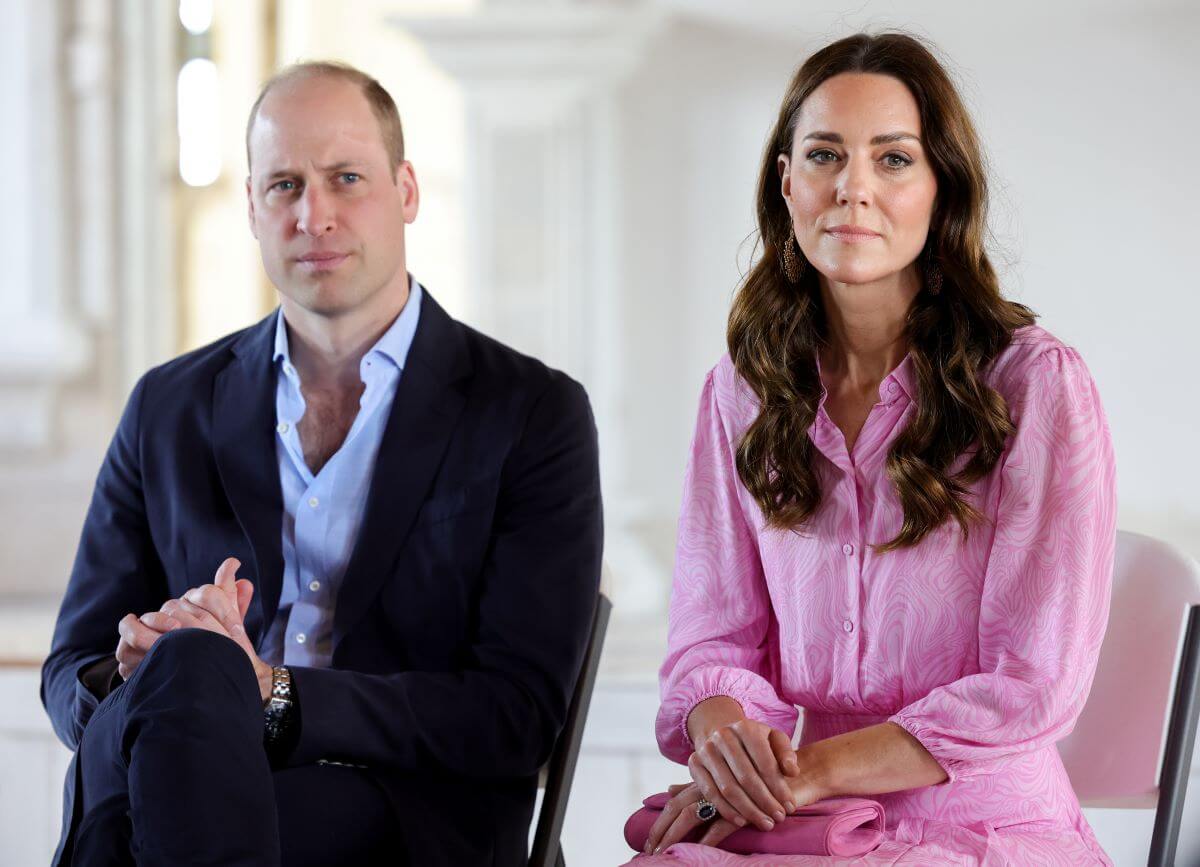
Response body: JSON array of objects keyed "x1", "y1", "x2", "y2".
[
  {"x1": 1058, "y1": 530, "x2": 1200, "y2": 866},
  {"x1": 529, "y1": 590, "x2": 613, "y2": 867}
]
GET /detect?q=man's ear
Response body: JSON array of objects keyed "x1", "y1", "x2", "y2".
[
  {"x1": 396, "y1": 161, "x2": 420, "y2": 224},
  {"x1": 246, "y1": 176, "x2": 258, "y2": 239}
]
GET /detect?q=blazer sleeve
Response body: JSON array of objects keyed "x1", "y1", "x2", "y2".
[
  {"x1": 40, "y1": 374, "x2": 171, "y2": 750},
  {"x1": 889, "y1": 346, "x2": 1117, "y2": 782},
  {"x1": 286, "y1": 373, "x2": 603, "y2": 778},
  {"x1": 655, "y1": 369, "x2": 798, "y2": 765}
]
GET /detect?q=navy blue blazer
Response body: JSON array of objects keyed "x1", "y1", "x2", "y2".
[{"x1": 41, "y1": 289, "x2": 604, "y2": 866}]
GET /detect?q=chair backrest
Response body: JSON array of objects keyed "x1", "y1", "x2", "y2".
[
  {"x1": 1059, "y1": 530, "x2": 1200, "y2": 806},
  {"x1": 528, "y1": 586, "x2": 612, "y2": 867}
]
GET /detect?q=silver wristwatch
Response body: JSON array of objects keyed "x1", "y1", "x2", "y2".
[{"x1": 263, "y1": 665, "x2": 294, "y2": 748}]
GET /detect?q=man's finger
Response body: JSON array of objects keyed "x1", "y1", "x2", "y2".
[
  {"x1": 138, "y1": 611, "x2": 181, "y2": 634},
  {"x1": 235, "y1": 579, "x2": 254, "y2": 621},
  {"x1": 164, "y1": 598, "x2": 221, "y2": 632},
  {"x1": 183, "y1": 585, "x2": 237, "y2": 629},
  {"x1": 115, "y1": 637, "x2": 146, "y2": 671},
  {"x1": 118, "y1": 613, "x2": 164, "y2": 652}
]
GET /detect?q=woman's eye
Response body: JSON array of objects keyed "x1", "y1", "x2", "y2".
[
  {"x1": 883, "y1": 153, "x2": 913, "y2": 169},
  {"x1": 807, "y1": 149, "x2": 838, "y2": 164}
]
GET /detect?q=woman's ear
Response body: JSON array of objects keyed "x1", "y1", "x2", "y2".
[{"x1": 778, "y1": 154, "x2": 793, "y2": 209}]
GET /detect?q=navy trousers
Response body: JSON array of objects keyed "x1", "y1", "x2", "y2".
[{"x1": 66, "y1": 628, "x2": 400, "y2": 866}]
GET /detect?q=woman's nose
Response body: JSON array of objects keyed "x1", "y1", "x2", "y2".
[{"x1": 835, "y1": 156, "x2": 874, "y2": 208}]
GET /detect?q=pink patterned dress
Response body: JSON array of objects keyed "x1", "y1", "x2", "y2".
[{"x1": 634, "y1": 326, "x2": 1117, "y2": 866}]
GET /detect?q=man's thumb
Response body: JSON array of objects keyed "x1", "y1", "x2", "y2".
[{"x1": 215, "y1": 557, "x2": 240, "y2": 595}]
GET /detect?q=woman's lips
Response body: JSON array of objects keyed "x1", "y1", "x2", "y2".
[{"x1": 825, "y1": 226, "x2": 881, "y2": 243}]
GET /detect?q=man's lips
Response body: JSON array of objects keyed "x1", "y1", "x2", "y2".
[{"x1": 295, "y1": 252, "x2": 350, "y2": 270}]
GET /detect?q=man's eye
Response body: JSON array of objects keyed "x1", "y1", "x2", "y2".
[
  {"x1": 341, "y1": 173, "x2": 361, "y2": 184},
  {"x1": 271, "y1": 180, "x2": 296, "y2": 192}
]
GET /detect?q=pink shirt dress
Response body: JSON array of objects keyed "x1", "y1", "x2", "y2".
[{"x1": 633, "y1": 326, "x2": 1117, "y2": 865}]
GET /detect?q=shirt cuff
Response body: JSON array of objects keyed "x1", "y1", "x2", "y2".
[
  {"x1": 658, "y1": 665, "x2": 798, "y2": 764},
  {"x1": 888, "y1": 711, "x2": 970, "y2": 784}
]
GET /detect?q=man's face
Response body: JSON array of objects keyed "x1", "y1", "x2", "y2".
[{"x1": 246, "y1": 75, "x2": 418, "y2": 319}]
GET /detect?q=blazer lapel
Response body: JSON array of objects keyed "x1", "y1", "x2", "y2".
[
  {"x1": 333, "y1": 290, "x2": 472, "y2": 648},
  {"x1": 211, "y1": 312, "x2": 286, "y2": 644}
]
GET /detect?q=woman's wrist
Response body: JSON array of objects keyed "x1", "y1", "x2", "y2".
[
  {"x1": 686, "y1": 695, "x2": 745, "y2": 745},
  {"x1": 790, "y1": 741, "x2": 838, "y2": 803}
]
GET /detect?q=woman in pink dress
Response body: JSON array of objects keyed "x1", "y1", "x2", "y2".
[{"x1": 632, "y1": 32, "x2": 1116, "y2": 866}]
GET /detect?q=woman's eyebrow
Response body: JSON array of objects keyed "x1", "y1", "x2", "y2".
[{"x1": 802, "y1": 131, "x2": 921, "y2": 145}]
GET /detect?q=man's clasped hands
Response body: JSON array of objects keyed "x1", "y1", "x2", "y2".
[
  {"x1": 114, "y1": 558, "x2": 274, "y2": 701},
  {"x1": 643, "y1": 695, "x2": 829, "y2": 855}
]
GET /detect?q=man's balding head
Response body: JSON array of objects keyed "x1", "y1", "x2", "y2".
[{"x1": 245, "y1": 61, "x2": 405, "y2": 175}]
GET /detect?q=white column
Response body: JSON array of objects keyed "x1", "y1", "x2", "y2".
[
  {"x1": 0, "y1": 0, "x2": 89, "y2": 450},
  {"x1": 391, "y1": 2, "x2": 666, "y2": 614}
]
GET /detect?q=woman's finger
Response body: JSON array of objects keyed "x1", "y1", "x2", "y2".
[
  {"x1": 696, "y1": 817, "x2": 739, "y2": 849},
  {"x1": 645, "y1": 784, "x2": 698, "y2": 853},
  {"x1": 714, "y1": 730, "x2": 787, "y2": 822},
  {"x1": 769, "y1": 726, "x2": 800, "y2": 776},
  {"x1": 689, "y1": 754, "x2": 750, "y2": 830},
  {"x1": 743, "y1": 727, "x2": 797, "y2": 812},
  {"x1": 653, "y1": 797, "x2": 706, "y2": 854},
  {"x1": 698, "y1": 738, "x2": 775, "y2": 830}
]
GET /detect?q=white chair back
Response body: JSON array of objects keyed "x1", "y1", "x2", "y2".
[{"x1": 1059, "y1": 530, "x2": 1200, "y2": 807}]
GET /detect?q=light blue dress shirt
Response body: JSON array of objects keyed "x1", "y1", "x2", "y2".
[{"x1": 258, "y1": 280, "x2": 423, "y2": 668}]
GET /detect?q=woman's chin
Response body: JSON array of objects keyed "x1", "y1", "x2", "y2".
[{"x1": 815, "y1": 264, "x2": 896, "y2": 287}]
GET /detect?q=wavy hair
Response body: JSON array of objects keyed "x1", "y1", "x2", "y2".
[{"x1": 728, "y1": 32, "x2": 1035, "y2": 551}]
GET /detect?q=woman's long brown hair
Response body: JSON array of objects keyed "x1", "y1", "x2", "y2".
[{"x1": 729, "y1": 32, "x2": 1035, "y2": 551}]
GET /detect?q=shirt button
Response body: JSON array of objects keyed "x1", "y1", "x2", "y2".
[
  {"x1": 295, "y1": 633, "x2": 307, "y2": 644},
  {"x1": 308, "y1": 497, "x2": 319, "y2": 508},
  {"x1": 887, "y1": 381, "x2": 898, "y2": 395},
  {"x1": 309, "y1": 579, "x2": 321, "y2": 592},
  {"x1": 276, "y1": 422, "x2": 289, "y2": 434},
  {"x1": 842, "y1": 543, "x2": 854, "y2": 556},
  {"x1": 842, "y1": 620, "x2": 854, "y2": 633}
]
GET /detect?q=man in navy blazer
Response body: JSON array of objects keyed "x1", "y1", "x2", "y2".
[{"x1": 41, "y1": 61, "x2": 602, "y2": 866}]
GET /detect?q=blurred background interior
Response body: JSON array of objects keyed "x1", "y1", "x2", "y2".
[{"x1": 1, "y1": 0, "x2": 1198, "y2": 863}]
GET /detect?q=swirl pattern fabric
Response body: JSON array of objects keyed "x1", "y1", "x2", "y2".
[{"x1": 634, "y1": 326, "x2": 1117, "y2": 865}]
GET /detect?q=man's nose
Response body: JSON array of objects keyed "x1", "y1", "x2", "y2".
[
  {"x1": 295, "y1": 186, "x2": 336, "y2": 236},
  {"x1": 835, "y1": 155, "x2": 874, "y2": 208}
]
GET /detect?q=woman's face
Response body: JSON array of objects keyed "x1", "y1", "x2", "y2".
[{"x1": 779, "y1": 72, "x2": 938, "y2": 288}]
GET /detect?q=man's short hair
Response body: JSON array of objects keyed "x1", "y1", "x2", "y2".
[{"x1": 245, "y1": 61, "x2": 405, "y2": 175}]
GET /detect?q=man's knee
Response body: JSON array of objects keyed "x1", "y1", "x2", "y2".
[{"x1": 133, "y1": 627, "x2": 259, "y2": 707}]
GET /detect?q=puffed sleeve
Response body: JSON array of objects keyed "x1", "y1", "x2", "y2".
[
  {"x1": 888, "y1": 346, "x2": 1117, "y2": 782},
  {"x1": 655, "y1": 367, "x2": 799, "y2": 764}
]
